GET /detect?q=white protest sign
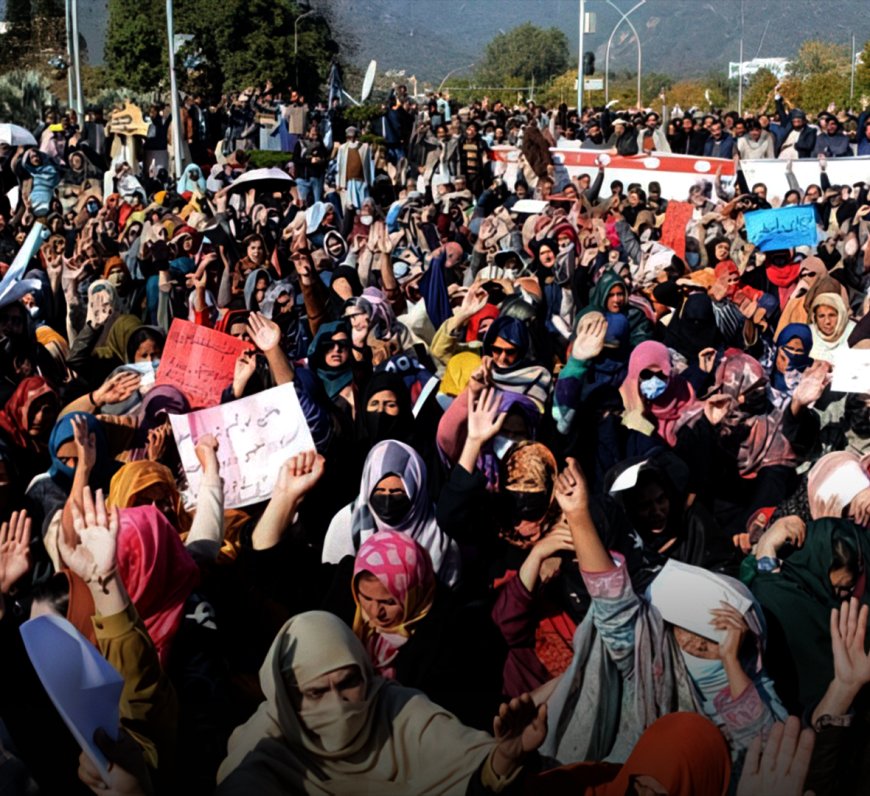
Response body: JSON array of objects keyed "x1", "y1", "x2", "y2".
[
  {"x1": 648, "y1": 559, "x2": 752, "y2": 643},
  {"x1": 169, "y1": 382, "x2": 315, "y2": 508},
  {"x1": 830, "y1": 348, "x2": 870, "y2": 394}
]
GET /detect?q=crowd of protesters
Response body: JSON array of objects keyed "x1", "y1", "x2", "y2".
[{"x1": 0, "y1": 69, "x2": 869, "y2": 795}]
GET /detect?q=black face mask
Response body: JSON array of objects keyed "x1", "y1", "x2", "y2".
[
  {"x1": 370, "y1": 492, "x2": 412, "y2": 525},
  {"x1": 505, "y1": 489, "x2": 550, "y2": 522},
  {"x1": 365, "y1": 410, "x2": 409, "y2": 445},
  {"x1": 739, "y1": 390, "x2": 768, "y2": 417}
]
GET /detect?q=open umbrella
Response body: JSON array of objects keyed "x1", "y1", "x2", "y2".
[
  {"x1": 0, "y1": 123, "x2": 38, "y2": 147},
  {"x1": 225, "y1": 167, "x2": 295, "y2": 194}
]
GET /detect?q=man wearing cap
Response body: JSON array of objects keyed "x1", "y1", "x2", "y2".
[
  {"x1": 336, "y1": 126, "x2": 374, "y2": 209},
  {"x1": 606, "y1": 116, "x2": 639, "y2": 156},
  {"x1": 775, "y1": 89, "x2": 816, "y2": 159}
]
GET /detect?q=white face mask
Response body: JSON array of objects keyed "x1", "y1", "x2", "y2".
[
  {"x1": 298, "y1": 693, "x2": 370, "y2": 752},
  {"x1": 107, "y1": 271, "x2": 125, "y2": 287},
  {"x1": 360, "y1": 215, "x2": 373, "y2": 226}
]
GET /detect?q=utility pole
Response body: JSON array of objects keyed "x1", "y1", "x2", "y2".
[
  {"x1": 851, "y1": 34, "x2": 857, "y2": 107},
  {"x1": 166, "y1": 0, "x2": 183, "y2": 179},
  {"x1": 70, "y1": 0, "x2": 84, "y2": 115},
  {"x1": 604, "y1": 0, "x2": 645, "y2": 104},
  {"x1": 577, "y1": 0, "x2": 585, "y2": 112},
  {"x1": 737, "y1": 0, "x2": 744, "y2": 115}
]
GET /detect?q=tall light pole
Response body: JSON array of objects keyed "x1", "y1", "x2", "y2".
[
  {"x1": 577, "y1": 0, "x2": 585, "y2": 112},
  {"x1": 70, "y1": 0, "x2": 84, "y2": 115},
  {"x1": 737, "y1": 0, "x2": 745, "y2": 115},
  {"x1": 63, "y1": 0, "x2": 74, "y2": 110},
  {"x1": 851, "y1": 34, "x2": 857, "y2": 106},
  {"x1": 294, "y1": 8, "x2": 315, "y2": 86},
  {"x1": 437, "y1": 62, "x2": 475, "y2": 94},
  {"x1": 166, "y1": 0, "x2": 183, "y2": 179},
  {"x1": 604, "y1": 0, "x2": 645, "y2": 104}
]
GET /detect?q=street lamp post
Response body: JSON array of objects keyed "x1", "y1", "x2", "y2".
[
  {"x1": 294, "y1": 9, "x2": 315, "y2": 86},
  {"x1": 438, "y1": 63, "x2": 475, "y2": 94},
  {"x1": 70, "y1": 0, "x2": 84, "y2": 115},
  {"x1": 577, "y1": 0, "x2": 585, "y2": 112},
  {"x1": 166, "y1": 0, "x2": 183, "y2": 179},
  {"x1": 604, "y1": 0, "x2": 645, "y2": 106},
  {"x1": 64, "y1": 0, "x2": 74, "y2": 110}
]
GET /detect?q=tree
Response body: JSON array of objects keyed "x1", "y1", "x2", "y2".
[
  {"x1": 478, "y1": 23, "x2": 570, "y2": 87},
  {"x1": 856, "y1": 39, "x2": 870, "y2": 101},
  {"x1": 104, "y1": 0, "x2": 166, "y2": 92},
  {"x1": 743, "y1": 68, "x2": 778, "y2": 114},
  {"x1": 790, "y1": 40, "x2": 850, "y2": 81}
]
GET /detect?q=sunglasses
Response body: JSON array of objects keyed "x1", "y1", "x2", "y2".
[
  {"x1": 639, "y1": 369, "x2": 664, "y2": 381},
  {"x1": 490, "y1": 344, "x2": 517, "y2": 357},
  {"x1": 327, "y1": 340, "x2": 350, "y2": 352}
]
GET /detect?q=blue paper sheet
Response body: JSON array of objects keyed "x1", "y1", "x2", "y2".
[{"x1": 744, "y1": 205, "x2": 818, "y2": 252}]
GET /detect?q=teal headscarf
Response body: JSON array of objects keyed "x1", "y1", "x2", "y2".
[
  {"x1": 307, "y1": 320, "x2": 354, "y2": 400},
  {"x1": 47, "y1": 412, "x2": 111, "y2": 491}
]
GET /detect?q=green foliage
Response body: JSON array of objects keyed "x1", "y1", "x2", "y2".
[
  {"x1": 743, "y1": 68, "x2": 778, "y2": 113},
  {"x1": 0, "y1": 69, "x2": 57, "y2": 128},
  {"x1": 343, "y1": 103, "x2": 384, "y2": 127},
  {"x1": 174, "y1": 0, "x2": 338, "y2": 99},
  {"x1": 790, "y1": 40, "x2": 850, "y2": 80},
  {"x1": 104, "y1": 0, "x2": 166, "y2": 93},
  {"x1": 247, "y1": 150, "x2": 293, "y2": 169},
  {"x1": 478, "y1": 23, "x2": 570, "y2": 86},
  {"x1": 856, "y1": 40, "x2": 870, "y2": 100}
]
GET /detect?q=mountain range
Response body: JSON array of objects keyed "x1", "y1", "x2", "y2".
[{"x1": 2, "y1": 0, "x2": 869, "y2": 85}]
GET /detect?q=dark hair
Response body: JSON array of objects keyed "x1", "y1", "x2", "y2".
[
  {"x1": 831, "y1": 535, "x2": 861, "y2": 579},
  {"x1": 126, "y1": 327, "x2": 166, "y2": 363},
  {"x1": 30, "y1": 572, "x2": 70, "y2": 617}
]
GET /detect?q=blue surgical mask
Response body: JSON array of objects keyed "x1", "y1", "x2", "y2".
[
  {"x1": 639, "y1": 374, "x2": 668, "y2": 400},
  {"x1": 686, "y1": 251, "x2": 700, "y2": 268},
  {"x1": 681, "y1": 651, "x2": 729, "y2": 697}
]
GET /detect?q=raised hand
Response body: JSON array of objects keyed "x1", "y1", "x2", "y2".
[
  {"x1": 247, "y1": 311, "x2": 282, "y2": 353},
  {"x1": 553, "y1": 456, "x2": 589, "y2": 521},
  {"x1": 194, "y1": 434, "x2": 220, "y2": 476},
  {"x1": 756, "y1": 515, "x2": 806, "y2": 561},
  {"x1": 233, "y1": 350, "x2": 257, "y2": 398},
  {"x1": 710, "y1": 601, "x2": 749, "y2": 662},
  {"x1": 58, "y1": 487, "x2": 119, "y2": 589},
  {"x1": 87, "y1": 289, "x2": 114, "y2": 328},
  {"x1": 273, "y1": 450, "x2": 326, "y2": 505},
  {"x1": 830, "y1": 598, "x2": 870, "y2": 691},
  {"x1": 466, "y1": 387, "x2": 506, "y2": 444},
  {"x1": 92, "y1": 372, "x2": 141, "y2": 408},
  {"x1": 848, "y1": 487, "x2": 870, "y2": 526},
  {"x1": 736, "y1": 716, "x2": 814, "y2": 796},
  {"x1": 571, "y1": 312, "x2": 607, "y2": 362},
  {"x1": 791, "y1": 360, "x2": 831, "y2": 411},
  {"x1": 467, "y1": 357, "x2": 493, "y2": 397},
  {"x1": 72, "y1": 414, "x2": 97, "y2": 472},
  {"x1": 0, "y1": 510, "x2": 31, "y2": 594},
  {"x1": 698, "y1": 347, "x2": 718, "y2": 374},
  {"x1": 457, "y1": 285, "x2": 489, "y2": 320},
  {"x1": 77, "y1": 728, "x2": 153, "y2": 796},
  {"x1": 144, "y1": 425, "x2": 170, "y2": 462},
  {"x1": 704, "y1": 394, "x2": 736, "y2": 426},
  {"x1": 492, "y1": 693, "x2": 547, "y2": 773}
]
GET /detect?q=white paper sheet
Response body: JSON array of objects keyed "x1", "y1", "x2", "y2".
[{"x1": 831, "y1": 348, "x2": 870, "y2": 394}]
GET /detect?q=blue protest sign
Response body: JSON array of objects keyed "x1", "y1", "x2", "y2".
[{"x1": 744, "y1": 205, "x2": 818, "y2": 252}]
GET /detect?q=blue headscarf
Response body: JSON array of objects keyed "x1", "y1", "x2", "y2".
[
  {"x1": 307, "y1": 319, "x2": 354, "y2": 400},
  {"x1": 47, "y1": 412, "x2": 110, "y2": 491},
  {"x1": 482, "y1": 315, "x2": 530, "y2": 362},
  {"x1": 772, "y1": 322, "x2": 813, "y2": 391}
]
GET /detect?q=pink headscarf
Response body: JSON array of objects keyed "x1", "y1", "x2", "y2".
[
  {"x1": 351, "y1": 530, "x2": 436, "y2": 678},
  {"x1": 117, "y1": 505, "x2": 200, "y2": 665},
  {"x1": 619, "y1": 340, "x2": 695, "y2": 446}
]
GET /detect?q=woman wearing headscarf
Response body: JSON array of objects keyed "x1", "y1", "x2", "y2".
[
  {"x1": 748, "y1": 516, "x2": 870, "y2": 712},
  {"x1": 437, "y1": 351, "x2": 482, "y2": 410},
  {"x1": 121, "y1": 384, "x2": 191, "y2": 463},
  {"x1": 243, "y1": 267, "x2": 272, "y2": 312},
  {"x1": 216, "y1": 611, "x2": 539, "y2": 796},
  {"x1": 675, "y1": 349, "x2": 822, "y2": 535},
  {"x1": 604, "y1": 451, "x2": 740, "y2": 576},
  {"x1": 664, "y1": 292, "x2": 725, "y2": 391},
  {"x1": 230, "y1": 234, "x2": 270, "y2": 302},
  {"x1": 773, "y1": 256, "x2": 830, "y2": 336},
  {"x1": 322, "y1": 440, "x2": 461, "y2": 587},
  {"x1": 530, "y1": 237, "x2": 575, "y2": 344},
  {"x1": 544, "y1": 459, "x2": 785, "y2": 777},
  {"x1": 587, "y1": 269, "x2": 653, "y2": 347},
  {"x1": 480, "y1": 315, "x2": 552, "y2": 413},
  {"x1": 767, "y1": 322, "x2": 813, "y2": 408},
  {"x1": 0, "y1": 376, "x2": 59, "y2": 514},
  {"x1": 619, "y1": 340, "x2": 695, "y2": 451},
  {"x1": 357, "y1": 371, "x2": 416, "y2": 452},
  {"x1": 323, "y1": 530, "x2": 503, "y2": 730},
  {"x1": 68, "y1": 308, "x2": 143, "y2": 387},
  {"x1": 809, "y1": 291, "x2": 854, "y2": 364}
]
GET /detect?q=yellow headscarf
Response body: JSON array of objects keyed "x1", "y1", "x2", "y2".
[
  {"x1": 107, "y1": 460, "x2": 191, "y2": 532},
  {"x1": 439, "y1": 352, "x2": 481, "y2": 397}
]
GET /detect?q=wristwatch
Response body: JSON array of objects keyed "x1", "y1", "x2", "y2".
[
  {"x1": 813, "y1": 713, "x2": 853, "y2": 732},
  {"x1": 756, "y1": 555, "x2": 780, "y2": 573}
]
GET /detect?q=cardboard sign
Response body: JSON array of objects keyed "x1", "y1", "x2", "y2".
[
  {"x1": 21, "y1": 615, "x2": 124, "y2": 779},
  {"x1": 744, "y1": 205, "x2": 818, "y2": 252},
  {"x1": 659, "y1": 201, "x2": 693, "y2": 260},
  {"x1": 156, "y1": 319, "x2": 249, "y2": 409},
  {"x1": 169, "y1": 382, "x2": 315, "y2": 508}
]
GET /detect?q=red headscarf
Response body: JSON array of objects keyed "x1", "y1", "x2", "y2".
[
  {"x1": 619, "y1": 341, "x2": 695, "y2": 447},
  {"x1": 0, "y1": 376, "x2": 58, "y2": 449},
  {"x1": 117, "y1": 505, "x2": 200, "y2": 665},
  {"x1": 464, "y1": 303, "x2": 500, "y2": 342},
  {"x1": 713, "y1": 260, "x2": 740, "y2": 298}
]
